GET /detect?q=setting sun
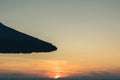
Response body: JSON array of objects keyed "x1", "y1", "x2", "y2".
[{"x1": 54, "y1": 74, "x2": 60, "y2": 79}]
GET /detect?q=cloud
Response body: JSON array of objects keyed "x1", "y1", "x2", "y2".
[
  {"x1": 0, "y1": 71, "x2": 120, "y2": 80},
  {"x1": 61, "y1": 71, "x2": 120, "y2": 80},
  {"x1": 0, "y1": 22, "x2": 57, "y2": 53},
  {"x1": 0, "y1": 59, "x2": 120, "y2": 80},
  {"x1": 0, "y1": 73, "x2": 52, "y2": 80}
]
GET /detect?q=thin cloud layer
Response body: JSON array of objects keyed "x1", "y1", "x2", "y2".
[
  {"x1": 0, "y1": 71, "x2": 120, "y2": 80},
  {"x1": 0, "y1": 59, "x2": 120, "y2": 80},
  {"x1": 0, "y1": 23, "x2": 57, "y2": 53}
]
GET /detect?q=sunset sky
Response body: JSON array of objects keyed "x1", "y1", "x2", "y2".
[{"x1": 0, "y1": 0, "x2": 120, "y2": 79}]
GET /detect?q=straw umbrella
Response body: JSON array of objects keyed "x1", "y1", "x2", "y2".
[{"x1": 0, "y1": 23, "x2": 57, "y2": 54}]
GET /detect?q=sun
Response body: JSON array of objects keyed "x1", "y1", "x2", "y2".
[{"x1": 54, "y1": 74, "x2": 60, "y2": 79}]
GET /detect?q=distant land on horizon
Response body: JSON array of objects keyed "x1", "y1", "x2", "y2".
[{"x1": 0, "y1": 69, "x2": 120, "y2": 80}]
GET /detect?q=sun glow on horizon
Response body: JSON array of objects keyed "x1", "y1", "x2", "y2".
[
  {"x1": 54, "y1": 74, "x2": 60, "y2": 79},
  {"x1": 0, "y1": 59, "x2": 93, "y2": 79}
]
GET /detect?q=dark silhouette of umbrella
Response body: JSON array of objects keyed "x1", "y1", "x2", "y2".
[{"x1": 0, "y1": 22, "x2": 57, "y2": 54}]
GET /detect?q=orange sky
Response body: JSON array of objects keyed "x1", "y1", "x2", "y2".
[
  {"x1": 0, "y1": 56, "x2": 120, "y2": 79},
  {"x1": 0, "y1": 0, "x2": 120, "y2": 79}
]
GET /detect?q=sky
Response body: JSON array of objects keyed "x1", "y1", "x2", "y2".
[{"x1": 0, "y1": 0, "x2": 120, "y2": 79}]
